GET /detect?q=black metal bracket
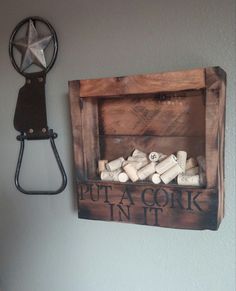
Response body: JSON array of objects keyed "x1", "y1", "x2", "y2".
[{"x1": 15, "y1": 129, "x2": 67, "y2": 195}]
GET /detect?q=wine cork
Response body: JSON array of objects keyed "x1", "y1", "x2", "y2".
[
  {"x1": 98, "y1": 160, "x2": 108, "y2": 173},
  {"x1": 185, "y1": 166, "x2": 199, "y2": 176},
  {"x1": 148, "y1": 173, "x2": 161, "y2": 184},
  {"x1": 106, "y1": 157, "x2": 125, "y2": 172},
  {"x1": 148, "y1": 152, "x2": 160, "y2": 162},
  {"x1": 177, "y1": 174, "x2": 200, "y2": 186},
  {"x1": 197, "y1": 156, "x2": 206, "y2": 171},
  {"x1": 158, "y1": 153, "x2": 168, "y2": 162},
  {"x1": 127, "y1": 156, "x2": 149, "y2": 169},
  {"x1": 123, "y1": 163, "x2": 139, "y2": 182},
  {"x1": 132, "y1": 149, "x2": 147, "y2": 158},
  {"x1": 186, "y1": 158, "x2": 198, "y2": 170},
  {"x1": 137, "y1": 162, "x2": 156, "y2": 180},
  {"x1": 125, "y1": 160, "x2": 148, "y2": 170},
  {"x1": 177, "y1": 151, "x2": 187, "y2": 172},
  {"x1": 127, "y1": 156, "x2": 135, "y2": 162},
  {"x1": 101, "y1": 168, "x2": 122, "y2": 181},
  {"x1": 155, "y1": 154, "x2": 177, "y2": 175},
  {"x1": 118, "y1": 172, "x2": 129, "y2": 183},
  {"x1": 128, "y1": 156, "x2": 147, "y2": 162},
  {"x1": 160, "y1": 163, "x2": 183, "y2": 184},
  {"x1": 122, "y1": 160, "x2": 129, "y2": 168}
]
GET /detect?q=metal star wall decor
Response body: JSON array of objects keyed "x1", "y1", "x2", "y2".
[
  {"x1": 9, "y1": 17, "x2": 67, "y2": 195},
  {"x1": 9, "y1": 16, "x2": 58, "y2": 76},
  {"x1": 12, "y1": 19, "x2": 53, "y2": 72}
]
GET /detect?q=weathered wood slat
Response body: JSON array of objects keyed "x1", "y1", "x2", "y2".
[
  {"x1": 81, "y1": 99, "x2": 100, "y2": 179},
  {"x1": 78, "y1": 182, "x2": 218, "y2": 230},
  {"x1": 205, "y1": 68, "x2": 225, "y2": 189},
  {"x1": 79, "y1": 68, "x2": 205, "y2": 98},
  {"x1": 68, "y1": 81, "x2": 85, "y2": 180},
  {"x1": 99, "y1": 136, "x2": 205, "y2": 161},
  {"x1": 99, "y1": 91, "x2": 205, "y2": 136},
  {"x1": 218, "y1": 79, "x2": 226, "y2": 224},
  {"x1": 69, "y1": 82, "x2": 100, "y2": 180},
  {"x1": 213, "y1": 68, "x2": 226, "y2": 224}
]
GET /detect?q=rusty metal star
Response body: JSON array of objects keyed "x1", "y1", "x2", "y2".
[{"x1": 12, "y1": 19, "x2": 53, "y2": 72}]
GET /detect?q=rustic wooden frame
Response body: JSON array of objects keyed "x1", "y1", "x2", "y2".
[{"x1": 69, "y1": 67, "x2": 226, "y2": 230}]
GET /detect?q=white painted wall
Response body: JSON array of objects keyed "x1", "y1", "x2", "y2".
[{"x1": 0, "y1": 1, "x2": 235, "y2": 290}]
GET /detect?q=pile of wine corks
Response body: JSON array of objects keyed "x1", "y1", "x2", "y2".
[{"x1": 98, "y1": 149, "x2": 206, "y2": 186}]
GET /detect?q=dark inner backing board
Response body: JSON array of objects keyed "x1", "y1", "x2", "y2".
[{"x1": 98, "y1": 90, "x2": 205, "y2": 164}]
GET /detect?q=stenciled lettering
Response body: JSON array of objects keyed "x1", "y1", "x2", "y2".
[
  {"x1": 143, "y1": 207, "x2": 163, "y2": 226},
  {"x1": 186, "y1": 191, "x2": 203, "y2": 211},
  {"x1": 108, "y1": 204, "x2": 131, "y2": 222},
  {"x1": 109, "y1": 203, "x2": 115, "y2": 221},
  {"x1": 119, "y1": 187, "x2": 134, "y2": 205},
  {"x1": 79, "y1": 183, "x2": 112, "y2": 203},
  {"x1": 170, "y1": 190, "x2": 185, "y2": 209},
  {"x1": 141, "y1": 188, "x2": 155, "y2": 206},
  {"x1": 117, "y1": 205, "x2": 131, "y2": 221},
  {"x1": 154, "y1": 188, "x2": 169, "y2": 207},
  {"x1": 141, "y1": 188, "x2": 169, "y2": 208},
  {"x1": 98, "y1": 184, "x2": 112, "y2": 203},
  {"x1": 80, "y1": 184, "x2": 205, "y2": 227},
  {"x1": 78, "y1": 184, "x2": 92, "y2": 200}
]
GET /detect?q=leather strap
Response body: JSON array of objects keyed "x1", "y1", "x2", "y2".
[{"x1": 13, "y1": 71, "x2": 50, "y2": 140}]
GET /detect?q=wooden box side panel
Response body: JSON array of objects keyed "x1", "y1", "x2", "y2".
[
  {"x1": 69, "y1": 81, "x2": 100, "y2": 180},
  {"x1": 78, "y1": 182, "x2": 219, "y2": 230},
  {"x1": 81, "y1": 99, "x2": 100, "y2": 179},
  {"x1": 69, "y1": 81, "x2": 85, "y2": 180},
  {"x1": 205, "y1": 67, "x2": 226, "y2": 225}
]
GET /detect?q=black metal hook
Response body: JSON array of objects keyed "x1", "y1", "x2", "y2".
[
  {"x1": 10, "y1": 17, "x2": 67, "y2": 195},
  {"x1": 15, "y1": 129, "x2": 67, "y2": 195}
]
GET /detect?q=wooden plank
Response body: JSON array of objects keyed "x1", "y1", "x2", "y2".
[
  {"x1": 99, "y1": 90, "x2": 205, "y2": 136},
  {"x1": 81, "y1": 99, "x2": 100, "y2": 179},
  {"x1": 215, "y1": 68, "x2": 226, "y2": 224},
  {"x1": 77, "y1": 182, "x2": 218, "y2": 230},
  {"x1": 79, "y1": 68, "x2": 205, "y2": 98},
  {"x1": 69, "y1": 81, "x2": 100, "y2": 180},
  {"x1": 68, "y1": 80, "x2": 85, "y2": 180},
  {"x1": 99, "y1": 136, "x2": 205, "y2": 161},
  {"x1": 205, "y1": 67, "x2": 226, "y2": 192}
]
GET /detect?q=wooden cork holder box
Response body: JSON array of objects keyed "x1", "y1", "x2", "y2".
[{"x1": 69, "y1": 67, "x2": 226, "y2": 230}]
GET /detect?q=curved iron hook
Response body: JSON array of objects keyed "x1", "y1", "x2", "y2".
[{"x1": 15, "y1": 130, "x2": 67, "y2": 195}]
